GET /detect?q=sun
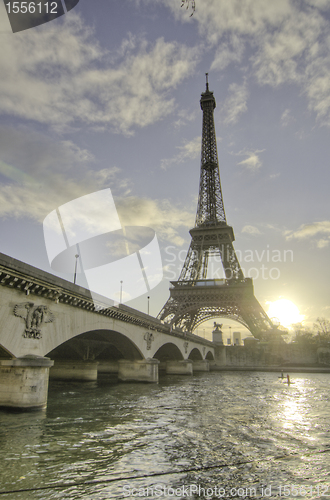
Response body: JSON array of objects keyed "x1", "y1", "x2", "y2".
[{"x1": 267, "y1": 299, "x2": 304, "y2": 328}]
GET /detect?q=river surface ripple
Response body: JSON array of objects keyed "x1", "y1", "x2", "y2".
[{"x1": 0, "y1": 372, "x2": 330, "y2": 499}]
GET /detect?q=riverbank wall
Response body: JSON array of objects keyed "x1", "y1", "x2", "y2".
[{"x1": 210, "y1": 341, "x2": 330, "y2": 372}]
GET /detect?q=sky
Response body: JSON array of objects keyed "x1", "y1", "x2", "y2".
[{"x1": 0, "y1": 0, "x2": 329, "y2": 340}]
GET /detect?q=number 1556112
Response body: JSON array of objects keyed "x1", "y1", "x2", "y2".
[{"x1": 5, "y1": 2, "x2": 58, "y2": 14}]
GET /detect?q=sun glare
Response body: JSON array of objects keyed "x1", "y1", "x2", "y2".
[{"x1": 267, "y1": 299, "x2": 304, "y2": 328}]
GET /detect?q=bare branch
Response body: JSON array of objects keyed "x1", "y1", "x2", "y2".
[{"x1": 181, "y1": 0, "x2": 196, "y2": 16}]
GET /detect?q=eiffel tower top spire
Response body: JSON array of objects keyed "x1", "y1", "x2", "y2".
[
  {"x1": 205, "y1": 72, "x2": 209, "y2": 91},
  {"x1": 195, "y1": 74, "x2": 226, "y2": 228}
]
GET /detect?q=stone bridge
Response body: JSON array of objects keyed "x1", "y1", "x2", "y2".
[{"x1": 0, "y1": 253, "x2": 215, "y2": 409}]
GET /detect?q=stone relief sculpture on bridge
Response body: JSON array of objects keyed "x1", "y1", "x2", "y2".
[
  {"x1": 183, "y1": 341, "x2": 189, "y2": 354},
  {"x1": 144, "y1": 332, "x2": 154, "y2": 350},
  {"x1": 14, "y1": 302, "x2": 54, "y2": 339}
]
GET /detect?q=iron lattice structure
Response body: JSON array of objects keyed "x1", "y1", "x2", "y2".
[{"x1": 158, "y1": 77, "x2": 276, "y2": 339}]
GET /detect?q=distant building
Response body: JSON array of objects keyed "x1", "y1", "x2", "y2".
[{"x1": 233, "y1": 332, "x2": 242, "y2": 345}]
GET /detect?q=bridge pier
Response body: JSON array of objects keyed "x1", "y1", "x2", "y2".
[
  {"x1": 166, "y1": 360, "x2": 193, "y2": 375},
  {"x1": 193, "y1": 360, "x2": 210, "y2": 372},
  {"x1": 97, "y1": 361, "x2": 119, "y2": 374},
  {"x1": 210, "y1": 345, "x2": 227, "y2": 369},
  {"x1": 0, "y1": 356, "x2": 54, "y2": 410},
  {"x1": 118, "y1": 358, "x2": 159, "y2": 383},
  {"x1": 50, "y1": 361, "x2": 99, "y2": 381}
]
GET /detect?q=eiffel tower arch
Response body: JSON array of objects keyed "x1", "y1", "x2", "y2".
[{"x1": 158, "y1": 76, "x2": 278, "y2": 339}]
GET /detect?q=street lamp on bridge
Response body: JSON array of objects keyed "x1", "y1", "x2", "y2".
[
  {"x1": 120, "y1": 280, "x2": 123, "y2": 303},
  {"x1": 73, "y1": 254, "x2": 79, "y2": 284}
]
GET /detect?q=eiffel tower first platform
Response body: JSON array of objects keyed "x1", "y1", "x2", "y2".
[{"x1": 158, "y1": 76, "x2": 278, "y2": 340}]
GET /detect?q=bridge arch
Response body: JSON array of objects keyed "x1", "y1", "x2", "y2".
[
  {"x1": 205, "y1": 350, "x2": 214, "y2": 360},
  {"x1": 46, "y1": 329, "x2": 144, "y2": 361},
  {"x1": 153, "y1": 342, "x2": 184, "y2": 362},
  {"x1": 188, "y1": 348, "x2": 203, "y2": 360}
]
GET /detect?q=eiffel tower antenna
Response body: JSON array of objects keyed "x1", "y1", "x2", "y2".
[{"x1": 158, "y1": 77, "x2": 277, "y2": 338}]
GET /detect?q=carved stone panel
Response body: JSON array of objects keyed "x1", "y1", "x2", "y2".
[
  {"x1": 14, "y1": 302, "x2": 54, "y2": 339},
  {"x1": 144, "y1": 332, "x2": 154, "y2": 350}
]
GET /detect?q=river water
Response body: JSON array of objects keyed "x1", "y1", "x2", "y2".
[{"x1": 0, "y1": 371, "x2": 330, "y2": 499}]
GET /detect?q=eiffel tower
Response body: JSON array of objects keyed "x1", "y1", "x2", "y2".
[{"x1": 158, "y1": 75, "x2": 277, "y2": 339}]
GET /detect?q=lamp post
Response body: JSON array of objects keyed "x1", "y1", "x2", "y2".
[
  {"x1": 147, "y1": 296, "x2": 150, "y2": 315},
  {"x1": 74, "y1": 254, "x2": 79, "y2": 284},
  {"x1": 120, "y1": 281, "x2": 123, "y2": 303}
]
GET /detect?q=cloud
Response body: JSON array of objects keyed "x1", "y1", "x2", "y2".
[
  {"x1": 249, "y1": 6, "x2": 330, "y2": 126},
  {"x1": 0, "y1": 126, "x2": 192, "y2": 246},
  {"x1": 317, "y1": 239, "x2": 329, "y2": 248},
  {"x1": 174, "y1": 109, "x2": 197, "y2": 128},
  {"x1": 0, "y1": 14, "x2": 199, "y2": 134},
  {"x1": 305, "y1": 0, "x2": 330, "y2": 9},
  {"x1": 237, "y1": 149, "x2": 264, "y2": 171},
  {"x1": 116, "y1": 197, "x2": 193, "y2": 246},
  {"x1": 0, "y1": 126, "x2": 128, "y2": 221},
  {"x1": 304, "y1": 57, "x2": 330, "y2": 126},
  {"x1": 163, "y1": 0, "x2": 330, "y2": 127},
  {"x1": 285, "y1": 221, "x2": 330, "y2": 244},
  {"x1": 211, "y1": 35, "x2": 245, "y2": 71},
  {"x1": 222, "y1": 82, "x2": 248, "y2": 125},
  {"x1": 281, "y1": 108, "x2": 295, "y2": 127},
  {"x1": 242, "y1": 225, "x2": 261, "y2": 235},
  {"x1": 164, "y1": 0, "x2": 292, "y2": 41},
  {"x1": 160, "y1": 136, "x2": 201, "y2": 170}
]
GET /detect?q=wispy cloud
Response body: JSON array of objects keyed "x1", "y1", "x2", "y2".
[
  {"x1": 317, "y1": 239, "x2": 329, "y2": 248},
  {"x1": 236, "y1": 149, "x2": 265, "y2": 171},
  {"x1": 285, "y1": 221, "x2": 330, "y2": 248},
  {"x1": 0, "y1": 126, "x2": 192, "y2": 246},
  {"x1": 0, "y1": 126, "x2": 127, "y2": 221},
  {"x1": 285, "y1": 221, "x2": 330, "y2": 239},
  {"x1": 116, "y1": 196, "x2": 193, "y2": 246},
  {"x1": 211, "y1": 35, "x2": 244, "y2": 71},
  {"x1": 222, "y1": 82, "x2": 248, "y2": 125},
  {"x1": 281, "y1": 108, "x2": 295, "y2": 127},
  {"x1": 163, "y1": 0, "x2": 330, "y2": 128},
  {"x1": 164, "y1": 0, "x2": 292, "y2": 40},
  {"x1": 242, "y1": 225, "x2": 261, "y2": 235},
  {"x1": 0, "y1": 14, "x2": 199, "y2": 134},
  {"x1": 160, "y1": 136, "x2": 201, "y2": 170},
  {"x1": 250, "y1": 6, "x2": 330, "y2": 126},
  {"x1": 174, "y1": 109, "x2": 197, "y2": 128}
]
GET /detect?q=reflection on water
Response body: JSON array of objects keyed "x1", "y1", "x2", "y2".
[{"x1": 0, "y1": 372, "x2": 330, "y2": 499}]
